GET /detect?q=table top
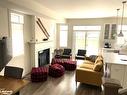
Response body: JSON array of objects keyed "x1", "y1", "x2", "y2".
[
  {"x1": 0, "y1": 76, "x2": 29, "y2": 95},
  {"x1": 103, "y1": 52, "x2": 127, "y2": 65}
]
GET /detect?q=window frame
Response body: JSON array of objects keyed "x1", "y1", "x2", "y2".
[
  {"x1": 59, "y1": 24, "x2": 68, "y2": 47},
  {"x1": 10, "y1": 12, "x2": 24, "y2": 57}
]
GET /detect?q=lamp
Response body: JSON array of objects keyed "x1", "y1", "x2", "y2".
[
  {"x1": 118, "y1": 1, "x2": 126, "y2": 37},
  {"x1": 116, "y1": 9, "x2": 120, "y2": 26},
  {"x1": 116, "y1": 8, "x2": 120, "y2": 37}
]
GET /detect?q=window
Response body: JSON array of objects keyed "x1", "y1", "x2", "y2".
[
  {"x1": 73, "y1": 26, "x2": 101, "y2": 55},
  {"x1": 59, "y1": 25, "x2": 68, "y2": 47},
  {"x1": 73, "y1": 26, "x2": 101, "y2": 30},
  {"x1": 74, "y1": 31, "x2": 86, "y2": 52},
  {"x1": 11, "y1": 13, "x2": 24, "y2": 57}
]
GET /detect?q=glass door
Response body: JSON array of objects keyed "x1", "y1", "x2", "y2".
[
  {"x1": 73, "y1": 25, "x2": 101, "y2": 56},
  {"x1": 73, "y1": 31, "x2": 100, "y2": 56},
  {"x1": 86, "y1": 31, "x2": 100, "y2": 55},
  {"x1": 74, "y1": 31, "x2": 86, "y2": 54}
]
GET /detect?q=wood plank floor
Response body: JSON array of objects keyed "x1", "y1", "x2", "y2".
[{"x1": 21, "y1": 71, "x2": 102, "y2": 95}]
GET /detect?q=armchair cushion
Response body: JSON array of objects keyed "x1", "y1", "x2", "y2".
[
  {"x1": 79, "y1": 63, "x2": 94, "y2": 69},
  {"x1": 84, "y1": 60, "x2": 94, "y2": 64}
]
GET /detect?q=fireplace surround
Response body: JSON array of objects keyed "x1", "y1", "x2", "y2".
[
  {"x1": 38, "y1": 48, "x2": 50, "y2": 66},
  {"x1": 29, "y1": 40, "x2": 53, "y2": 67}
]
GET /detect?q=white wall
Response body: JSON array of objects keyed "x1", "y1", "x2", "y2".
[
  {"x1": 0, "y1": 0, "x2": 64, "y2": 21},
  {"x1": 0, "y1": 3, "x2": 57, "y2": 76},
  {"x1": 64, "y1": 18, "x2": 127, "y2": 50},
  {"x1": 0, "y1": 7, "x2": 9, "y2": 37},
  {"x1": 0, "y1": 11, "x2": 33, "y2": 76},
  {"x1": 34, "y1": 16, "x2": 56, "y2": 42}
]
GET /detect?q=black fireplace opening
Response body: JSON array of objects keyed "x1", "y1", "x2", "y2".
[{"x1": 38, "y1": 48, "x2": 50, "y2": 67}]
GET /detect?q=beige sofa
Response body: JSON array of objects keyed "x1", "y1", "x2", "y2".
[{"x1": 76, "y1": 55, "x2": 104, "y2": 86}]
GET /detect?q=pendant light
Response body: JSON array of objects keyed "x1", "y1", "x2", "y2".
[
  {"x1": 116, "y1": 9, "x2": 120, "y2": 36},
  {"x1": 118, "y1": 1, "x2": 126, "y2": 37}
]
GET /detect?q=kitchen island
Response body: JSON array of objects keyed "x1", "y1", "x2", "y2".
[{"x1": 103, "y1": 52, "x2": 127, "y2": 88}]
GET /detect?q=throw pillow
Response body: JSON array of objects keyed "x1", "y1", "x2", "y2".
[
  {"x1": 89, "y1": 55, "x2": 98, "y2": 62},
  {"x1": 93, "y1": 61, "x2": 103, "y2": 72},
  {"x1": 95, "y1": 56, "x2": 103, "y2": 64}
]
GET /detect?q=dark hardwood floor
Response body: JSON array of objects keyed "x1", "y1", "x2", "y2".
[{"x1": 21, "y1": 71, "x2": 102, "y2": 95}]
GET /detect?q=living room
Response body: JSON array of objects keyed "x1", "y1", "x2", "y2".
[{"x1": 0, "y1": 0, "x2": 127, "y2": 95}]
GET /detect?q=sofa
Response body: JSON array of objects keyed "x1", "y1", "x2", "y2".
[{"x1": 76, "y1": 55, "x2": 104, "y2": 86}]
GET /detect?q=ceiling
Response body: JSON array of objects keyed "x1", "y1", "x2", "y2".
[{"x1": 35, "y1": 0, "x2": 127, "y2": 19}]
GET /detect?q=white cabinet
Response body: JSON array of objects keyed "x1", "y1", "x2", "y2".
[
  {"x1": 123, "y1": 67, "x2": 127, "y2": 88},
  {"x1": 104, "y1": 24, "x2": 117, "y2": 40},
  {"x1": 111, "y1": 65, "x2": 125, "y2": 86}
]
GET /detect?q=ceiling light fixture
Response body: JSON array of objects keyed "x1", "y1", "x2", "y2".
[
  {"x1": 118, "y1": 1, "x2": 126, "y2": 37},
  {"x1": 116, "y1": 8, "x2": 120, "y2": 27},
  {"x1": 116, "y1": 8, "x2": 120, "y2": 37}
]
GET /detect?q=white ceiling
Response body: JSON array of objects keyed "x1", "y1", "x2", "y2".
[{"x1": 35, "y1": 0, "x2": 127, "y2": 19}]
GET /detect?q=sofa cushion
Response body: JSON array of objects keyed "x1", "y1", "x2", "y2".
[
  {"x1": 93, "y1": 61, "x2": 103, "y2": 72},
  {"x1": 79, "y1": 63, "x2": 94, "y2": 69},
  {"x1": 95, "y1": 56, "x2": 103, "y2": 64},
  {"x1": 84, "y1": 60, "x2": 94, "y2": 64}
]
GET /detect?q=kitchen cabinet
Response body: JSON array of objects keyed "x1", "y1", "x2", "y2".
[
  {"x1": 123, "y1": 67, "x2": 127, "y2": 88},
  {"x1": 104, "y1": 24, "x2": 117, "y2": 40}
]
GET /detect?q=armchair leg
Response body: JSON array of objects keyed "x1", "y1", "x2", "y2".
[{"x1": 15, "y1": 91, "x2": 19, "y2": 95}]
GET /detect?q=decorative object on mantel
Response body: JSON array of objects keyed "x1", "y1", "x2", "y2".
[
  {"x1": 43, "y1": 38, "x2": 48, "y2": 41},
  {"x1": 28, "y1": 40, "x2": 52, "y2": 44},
  {"x1": 37, "y1": 18, "x2": 50, "y2": 37},
  {"x1": 36, "y1": 20, "x2": 49, "y2": 39},
  {"x1": 118, "y1": 1, "x2": 126, "y2": 37}
]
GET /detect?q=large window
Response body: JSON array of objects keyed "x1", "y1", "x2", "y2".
[
  {"x1": 73, "y1": 26, "x2": 101, "y2": 55},
  {"x1": 11, "y1": 13, "x2": 24, "y2": 57},
  {"x1": 59, "y1": 25, "x2": 68, "y2": 47}
]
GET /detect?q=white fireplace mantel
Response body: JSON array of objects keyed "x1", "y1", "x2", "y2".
[{"x1": 29, "y1": 40, "x2": 53, "y2": 67}]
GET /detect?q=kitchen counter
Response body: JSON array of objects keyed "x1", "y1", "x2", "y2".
[
  {"x1": 103, "y1": 52, "x2": 127, "y2": 65},
  {"x1": 103, "y1": 52, "x2": 127, "y2": 88},
  {"x1": 102, "y1": 48, "x2": 119, "y2": 53}
]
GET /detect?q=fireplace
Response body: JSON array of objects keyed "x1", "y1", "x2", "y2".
[{"x1": 38, "y1": 48, "x2": 50, "y2": 67}]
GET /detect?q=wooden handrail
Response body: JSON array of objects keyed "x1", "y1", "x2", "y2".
[
  {"x1": 36, "y1": 21, "x2": 49, "y2": 39},
  {"x1": 37, "y1": 18, "x2": 50, "y2": 37}
]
